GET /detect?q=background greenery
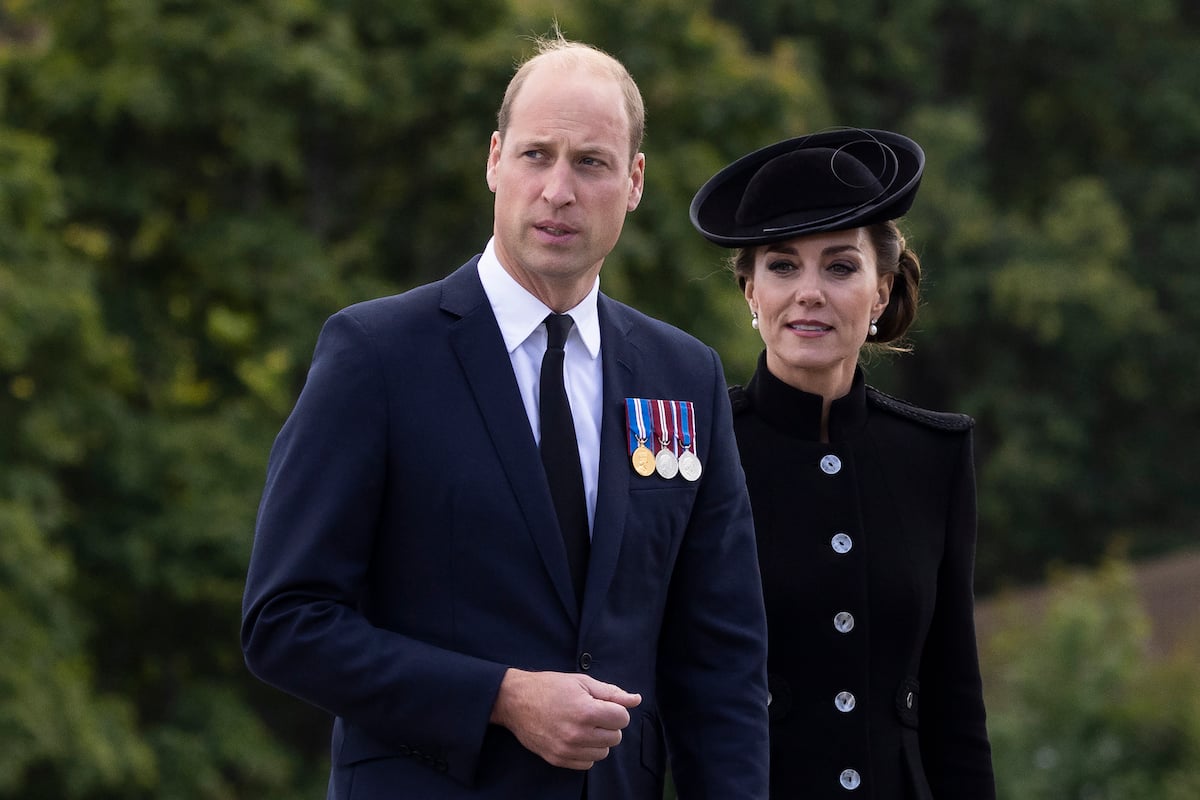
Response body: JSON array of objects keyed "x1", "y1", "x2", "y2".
[{"x1": 2, "y1": 0, "x2": 1197, "y2": 796}]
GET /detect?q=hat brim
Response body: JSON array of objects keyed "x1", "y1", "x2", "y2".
[{"x1": 689, "y1": 128, "x2": 925, "y2": 248}]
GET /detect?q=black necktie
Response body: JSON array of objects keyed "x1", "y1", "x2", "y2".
[{"x1": 540, "y1": 313, "x2": 589, "y2": 606}]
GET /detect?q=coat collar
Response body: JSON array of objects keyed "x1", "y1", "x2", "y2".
[
  {"x1": 742, "y1": 351, "x2": 869, "y2": 442},
  {"x1": 579, "y1": 295, "x2": 638, "y2": 638},
  {"x1": 442, "y1": 260, "x2": 580, "y2": 623}
]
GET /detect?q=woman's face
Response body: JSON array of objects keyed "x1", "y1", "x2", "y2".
[{"x1": 744, "y1": 227, "x2": 892, "y2": 396}]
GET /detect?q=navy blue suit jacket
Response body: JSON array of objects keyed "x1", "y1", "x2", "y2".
[{"x1": 241, "y1": 258, "x2": 769, "y2": 799}]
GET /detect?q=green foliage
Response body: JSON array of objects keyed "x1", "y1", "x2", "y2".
[
  {"x1": 2, "y1": 0, "x2": 1199, "y2": 794},
  {"x1": 2, "y1": 0, "x2": 832, "y2": 794},
  {"x1": 713, "y1": 0, "x2": 1200, "y2": 591},
  {"x1": 982, "y1": 556, "x2": 1200, "y2": 799}
]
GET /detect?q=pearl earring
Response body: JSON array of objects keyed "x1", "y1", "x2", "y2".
[
  {"x1": 751, "y1": 311, "x2": 759, "y2": 330},
  {"x1": 869, "y1": 319, "x2": 878, "y2": 337}
]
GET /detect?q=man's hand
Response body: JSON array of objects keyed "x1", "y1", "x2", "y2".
[{"x1": 489, "y1": 668, "x2": 642, "y2": 770}]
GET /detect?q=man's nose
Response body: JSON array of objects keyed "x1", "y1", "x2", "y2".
[{"x1": 542, "y1": 161, "x2": 576, "y2": 207}]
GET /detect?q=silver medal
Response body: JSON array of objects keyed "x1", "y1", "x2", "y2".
[
  {"x1": 678, "y1": 450, "x2": 702, "y2": 481},
  {"x1": 655, "y1": 448, "x2": 679, "y2": 479}
]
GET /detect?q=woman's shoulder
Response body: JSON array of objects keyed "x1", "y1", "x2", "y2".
[
  {"x1": 865, "y1": 386, "x2": 974, "y2": 433},
  {"x1": 728, "y1": 384, "x2": 751, "y2": 415}
]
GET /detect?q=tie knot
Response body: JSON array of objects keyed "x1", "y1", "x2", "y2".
[{"x1": 544, "y1": 313, "x2": 574, "y2": 351}]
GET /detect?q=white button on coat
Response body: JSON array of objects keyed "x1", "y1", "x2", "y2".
[
  {"x1": 820, "y1": 454, "x2": 842, "y2": 474},
  {"x1": 834, "y1": 611, "x2": 855, "y2": 632},
  {"x1": 831, "y1": 532, "x2": 853, "y2": 554},
  {"x1": 835, "y1": 691, "x2": 856, "y2": 712},
  {"x1": 840, "y1": 768, "x2": 862, "y2": 790}
]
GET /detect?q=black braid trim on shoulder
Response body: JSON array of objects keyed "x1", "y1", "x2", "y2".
[
  {"x1": 866, "y1": 386, "x2": 974, "y2": 432},
  {"x1": 728, "y1": 384, "x2": 751, "y2": 414}
]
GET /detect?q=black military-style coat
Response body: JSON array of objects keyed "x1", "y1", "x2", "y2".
[{"x1": 730, "y1": 357, "x2": 995, "y2": 800}]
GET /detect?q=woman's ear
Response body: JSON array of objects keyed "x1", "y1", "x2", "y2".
[{"x1": 874, "y1": 272, "x2": 894, "y2": 318}]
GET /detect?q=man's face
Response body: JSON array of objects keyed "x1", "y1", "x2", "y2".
[{"x1": 486, "y1": 63, "x2": 644, "y2": 309}]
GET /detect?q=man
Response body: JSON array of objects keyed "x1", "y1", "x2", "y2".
[{"x1": 241, "y1": 33, "x2": 769, "y2": 799}]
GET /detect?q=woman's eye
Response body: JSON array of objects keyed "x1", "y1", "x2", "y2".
[
  {"x1": 767, "y1": 260, "x2": 795, "y2": 273},
  {"x1": 829, "y1": 261, "x2": 857, "y2": 275}
]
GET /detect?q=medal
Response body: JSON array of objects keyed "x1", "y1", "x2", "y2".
[
  {"x1": 678, "y1": 401, "x2": 702, "y2": 481},
  {"x1": 633, "y1": 445, "x2": 656, "y2": 476},
  {"x1": 626, "y1": 398, "x2": 656, "y2": 476},
  {"x1": 678, "y1": 450, "x2": 702, "y2": 481},
  {"x1": 653, "y1": 399, "x2": 679, "y2": 479},
  {"x1": 655, "y1": 448, "x2": 679, "y2": 479}
]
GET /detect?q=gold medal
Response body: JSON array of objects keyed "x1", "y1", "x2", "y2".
[{"x1": 632, "y1": 443, "x2": 656, "y2": 476}]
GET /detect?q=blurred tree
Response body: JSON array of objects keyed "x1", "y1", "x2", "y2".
[
  {"x1": 5, "y1": 0, "x2": 1200, "y2": 794},
  {"x1": 2, "y1": 0, "x2": 829, "y2": 795},
  {"x1": 708, "y1": 0, "x2": 1200, "y2": 588},
  {"x1": 981, "y1": 555, "x2": 1200, "y2": 799},
  {"x1": 1, "y1": 115, "x2": 155, "y2": 798}
]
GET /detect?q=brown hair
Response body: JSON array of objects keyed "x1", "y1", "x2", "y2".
[
  {"x1": 496, "y1": 30, "x2": 646, "y2": 165},
  {"x1": 730, "y1": 220, "x2": 922, "y2": 353}
]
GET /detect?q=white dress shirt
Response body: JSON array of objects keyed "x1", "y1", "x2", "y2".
[{"x1": 476, "y1": 238, "x2": 602, "y2": 534}]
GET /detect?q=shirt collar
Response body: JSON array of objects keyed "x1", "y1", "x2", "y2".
[{"x1": 477, "y1": 237, "x2": 601, "y2": 358}]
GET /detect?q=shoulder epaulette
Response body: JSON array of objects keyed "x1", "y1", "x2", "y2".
[
  {"x1": 728, "y1": 385, "x2": 751, "y2": 414},
  {"x1": 866, "y1": 386, "x2": 974, "y2": 432}
]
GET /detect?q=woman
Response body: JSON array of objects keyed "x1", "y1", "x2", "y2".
[{"x1": 690, "y1": 129, "x2": 996, "y2": 799}]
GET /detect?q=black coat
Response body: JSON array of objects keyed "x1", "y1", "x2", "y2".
[{"x1": 730, "y1": 356, "x2": 995, "y2": 800}]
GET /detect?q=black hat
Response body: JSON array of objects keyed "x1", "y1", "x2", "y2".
[{"x1": 689, "y1": 128, "x2": 925, "y2": 248}]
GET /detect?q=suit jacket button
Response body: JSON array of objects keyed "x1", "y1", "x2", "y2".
[{"x1": 579, "y1": 652, "x2": 592, "y2": 671}]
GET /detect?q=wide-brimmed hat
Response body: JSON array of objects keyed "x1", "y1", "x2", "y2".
[{"x1": 689, "y1": 128, "x2": 925, "y2": 248}]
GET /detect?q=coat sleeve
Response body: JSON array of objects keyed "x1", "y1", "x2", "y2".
[
  {"x1": 656, "y1": 347, "x2": 771, "y2": 798},
  {"x1": 240, "y1": 310, "x2": 506, "y2": 786},
  {"x1": 918, "y1": 430, "x2": 997, "y2": 798}
]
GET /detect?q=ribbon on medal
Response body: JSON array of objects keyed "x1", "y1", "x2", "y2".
[
  {"x1": 653, "y1": 399, "x2": 679, "y2": 479},
  {"x1": 625, "y1": 398, "x2": 700, "y2": 480},
  {"x1": 625, "y1": 397, "x2": 656, "y2": 476},
  {"x1": 678, "y1": 400, "x2": 702, "y2": 481}
]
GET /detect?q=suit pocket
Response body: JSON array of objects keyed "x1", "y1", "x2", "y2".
[
  {"x1": 622, "y1": 487, "x2": 697, "y2": 587},
  {"x1": 628, "y1": 479, "x2": 700, "y2": 495},
  {"x1": 640, "y1": 712, "x2": 665, "y2": 778}
]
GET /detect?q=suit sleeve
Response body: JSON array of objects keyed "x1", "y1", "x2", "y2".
[
  {"x1": 241, "y1": 310, "x2": 506, "y2": 786},
  {"x1": 918, "y1": 431, "x2": 997, "y2": 798},
  {"x1": 656, "y1": 347, "x2": 770, "y2": 798}
]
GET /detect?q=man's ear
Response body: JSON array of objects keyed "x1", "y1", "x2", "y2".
[{"x1": 486, "y1": 131, "x2": 502, "y2": 192}]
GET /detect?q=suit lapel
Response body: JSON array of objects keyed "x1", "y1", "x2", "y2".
[
  {"x1": 442, "y1": 262, "x2": 580, "y2": 623},
  {"x1": 581, "y1": 296, "x2": 637, "y2": 638}
]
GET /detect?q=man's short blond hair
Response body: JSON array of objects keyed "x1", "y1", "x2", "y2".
[{"x1": 496, "y1": 31, "x2": 646, "y2": 164}]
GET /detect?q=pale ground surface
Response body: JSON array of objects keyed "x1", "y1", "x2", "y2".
[{"x1": 975, "y1": 549, "x2": 1200, "y2": 659}]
